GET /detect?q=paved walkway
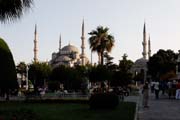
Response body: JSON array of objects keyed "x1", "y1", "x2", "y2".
[
  {"x1": 138, "y1": 93, "x2": 180, "y2": 120},
  {"x1": 124, "y1": 91, "x2": 180, "y2": 120}
]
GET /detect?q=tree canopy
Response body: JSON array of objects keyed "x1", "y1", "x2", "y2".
[
  {"x1": 148, "y1": 49, "x2": 177, "y2": 80},
  {"x1": 28, "y1": 62, "x2": 51, "y2": 87},
  {"x1": 89, "y1": 26, "x2": 115, "y2": 65},
  {"x1": 111, "y1": 54, "x2": 133, "y2": 87}
]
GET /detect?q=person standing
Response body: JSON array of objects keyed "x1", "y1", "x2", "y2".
[
  {"x1": 154, "y1": 80, "x2": 160, "y2": 99},
  {"x1": 167, "y1": 80, "x2": 173, "y2": 99},
  {"x1": 175, "y1": 81, "x2": 180, "y2": 99},
  {"x1": 142, "y1": 82, "x2": 149, "y2": 108},
  {"x1": 150, "y1": 81, "x2": 155, "y2": 93}
]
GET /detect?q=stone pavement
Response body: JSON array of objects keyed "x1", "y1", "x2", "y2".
[
  {"x1": 138, "y1": 93, "x2": 180, "y2": 120},
  {"x1": 124, "y1": 91, "x2": 180, "y2": 120}
]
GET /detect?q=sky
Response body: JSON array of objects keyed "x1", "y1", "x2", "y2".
[{"x1": 1, "y1": 0, "x2": 180, "y2": 65}]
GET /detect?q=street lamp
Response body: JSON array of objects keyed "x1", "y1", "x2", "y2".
[
  {"x1": 26, "y1": 65, "x2": 29, "y2": 90},
  {"x1": 176, "y1": 50, "x2": 180, "y2": 79}
]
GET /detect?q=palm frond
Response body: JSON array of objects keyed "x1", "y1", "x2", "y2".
[{"x1": 0, "y1": 0, "x2": 33, "y2": 22}]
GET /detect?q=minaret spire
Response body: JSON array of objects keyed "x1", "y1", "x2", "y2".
[
  {"x1": 142, "y1": 22, "x2": 147, "y2": 59},
  {"x1": 34, "y1": 24, "x2": 38, "y2": 63},
  {"x1": 81, "y1": 19, "x2": 85, "y2": 65},
  {"x1": 59, "y1": 34, "x2": 61, "y2": 52},
  {"x1": 148, "y1": 34, "x2": 151, "y2": 59}
]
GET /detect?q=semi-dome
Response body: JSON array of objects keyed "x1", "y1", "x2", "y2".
[
  {"x1": 61, "y1": 44, "x2": 79, "y2": 53},
  {"x1": 56, "y1": 56, "x2": 71, "y2": 62}
]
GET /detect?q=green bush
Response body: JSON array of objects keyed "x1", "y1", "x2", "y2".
[
  {"x1": 89, "y1": 93, "x2": 119, "y2": 109},
  {"x1": 0, "y1": 38, "x2": 18, "y2": 98}
]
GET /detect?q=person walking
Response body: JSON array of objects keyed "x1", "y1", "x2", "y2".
[
  {"x1": 142, "y1": 82, "x2": 149, "y2": 108},
  {"x1": 154, "y1": 80, "x2": 160, "y2": 99}
]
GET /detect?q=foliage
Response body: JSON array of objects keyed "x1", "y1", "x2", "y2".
[
  {"x1": 47, "y1": 81, "x2": 60, "y2": 92},
  {"x1": 104, "y1": 52, "x2": 114, "y2": 66},
  {"x1": 147, "y1": 49, "x2": 177, "y2": 80},
  {"x1": 28, "y1": 62, "x2": 52, "y2": 87},
  {"x1": 111, "y1": 54, "x2": 134, "y2": 87},
  {"x1": 16, "y1": 61, "x2": 27, "y2": 75},
  {"x1": 16, "y1": 61, "x2": 27, "y2": 87},
  {"x1": 119, "y1": 54, "x2": 134, "y2": 72},
  {"x1": 89, "y1": 26, "x2": 115, "y2": 65},
  {"x1": 0, "y1": 38, "x2": 18, "y2": 99},
  {"x1": 0, "y1": 0, "x2": 33, "y2": 22},
  {"x1": 50, "y1": 65, "x2": 86, "y2": 91},
  {"x1": 89, "y1": 93, "x2": 119, "y2": 109},
  {"x1": 89, "y1": 65, "x2": 112, "y2": 82}
]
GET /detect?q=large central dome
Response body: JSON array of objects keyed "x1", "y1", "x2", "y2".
[{"x1": 61, "y1": 44, "x2": 79, "y2": 53}]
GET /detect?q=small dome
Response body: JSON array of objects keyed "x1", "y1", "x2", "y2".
[
  {"x1": 134, "y1": 58, "x2": 148, "y2": 67},
  {"x1": 131, "y1": 58, "x2": 148, "y2": 73},
  {"x1": 61, "y1": 44, "x2": 79, "y2": 53}
]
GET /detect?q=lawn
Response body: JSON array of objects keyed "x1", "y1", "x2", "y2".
[{"x1": 0, "y1": 102, "x2": 136, "y2": 120}]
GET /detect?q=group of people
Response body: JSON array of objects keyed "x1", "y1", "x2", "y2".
[{"x1": 142, "y1": 80, "x2": 180, "y2": 108}]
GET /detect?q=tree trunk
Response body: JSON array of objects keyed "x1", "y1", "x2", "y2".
[
  {"x1": 98, "y1": 53, "x2": 101, "y2": 64},
  {"x1": 100, "y1": 51, "x2": 104, "y2": 65},
  {"x1": 5, "y1": 89, "x2": 9, "y2": 101}
]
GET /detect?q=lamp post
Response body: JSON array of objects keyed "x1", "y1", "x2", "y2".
[
  {"x1": 26, "y1": 65, "x2": 29, "y2": 90},
  {"x1": 177, "y1": 50, "x2": 180, "y2": 79}
]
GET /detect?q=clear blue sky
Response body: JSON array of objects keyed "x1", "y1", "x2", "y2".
[{"x1": 1, "y1": 0, "x2": 180, "y2": 64}]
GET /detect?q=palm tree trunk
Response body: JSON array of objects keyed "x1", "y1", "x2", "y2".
[
  {"x1": 98, "y1": 53, "x2": 101, "y2": 64},
  {"x1": 100, "y1": 51, "x2": 104, "y2": 65},
  {"x1": 5, "y1": 89, "x2": 9, "y2": 101}
]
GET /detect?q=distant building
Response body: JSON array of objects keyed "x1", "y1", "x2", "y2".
[
  {"x1": 131, "y1": 22, "x2": 151, "y2": 82},
  {"x1": 49, "y1": 20, "x2": 89, "y2": 68}
]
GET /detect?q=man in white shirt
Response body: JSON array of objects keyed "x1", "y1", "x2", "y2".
[{"x1": 154, "y1": 80, "x2": 159, "y2": 99}]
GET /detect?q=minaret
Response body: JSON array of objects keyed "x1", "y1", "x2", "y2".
[
  {"x1": 81, "y1": 19, "x2": 85, "y2": 65},
  {"x1": 34, "y1": 24, "x2": 38, "y2": 63},
  {"x1": 59, "y1": 34, "x2": 61, "y2": 52},
  {"x1": 148, "y1": 34, "x2": 151, "y2": 59},
  {"x1": 142, "y1": 22, "x2": 147, "y2": 59}
]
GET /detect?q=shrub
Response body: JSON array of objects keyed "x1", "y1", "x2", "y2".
[
  {"x1": 0, "y1": 38, "x2": 18, "y2": 99},
  {"x1": 89, "y1": 93, "x2": 119, "y2": 109}
]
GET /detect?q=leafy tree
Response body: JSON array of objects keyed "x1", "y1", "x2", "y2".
[
  {"x1": 0, "y1": 0, "x2": 33, "y2": 22},
  {"x1": 50, "y1": 65, "x2": 76, "y2": 90},
  {"x1": 51, "y1": 65, "x2": 69, "y2": 89},
  {"x1": 89, "y1": 26, "x2": 115, "y2": 65},
  {"x1": 119, "y1": 54, "x2": 134, "y2": 72},
  {"x1": 0, "y1": 38, "x2": 18, "y2": 100},
  {"x1": 28, "y1": 62, "x2": 51, "y2": 89},
  {"x1": 147, "y1": 49, "x2": 177, "y2": 80},
  {"x1": 16, "y1": 61, "x2": 27, "y2": 82},
  {"x1": 111, "y1": 54, "x2": 134, "y2": 87},
  {"x1": 50, "y1": 65, "x2": 89, "y2": 91},
  {"x1": 89, "y1": 65, "x2": 111, "y2": 82}
]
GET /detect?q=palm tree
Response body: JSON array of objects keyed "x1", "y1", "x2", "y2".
[
  {"x1": 0, "y1": 0, "x2": 33, "y2": 22},
  {"x1": 89, "y1": 26, "x2": 115, "y2": 65}
]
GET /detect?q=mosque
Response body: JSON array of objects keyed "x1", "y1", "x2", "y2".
[
  {"x1": 131, "y1": 22, "x2": 151, "y2": 82},
  {"x1": 33, "y1": 21, "x2": 150, "y2": 74},
  {"x1": 33, "y1": 20, "x2": 89, "y2": 68}
]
